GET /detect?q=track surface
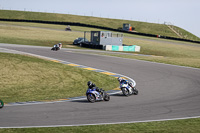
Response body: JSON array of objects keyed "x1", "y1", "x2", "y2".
[{"x1": 0, "y1": 43, "x2": 200, "y2": 128}]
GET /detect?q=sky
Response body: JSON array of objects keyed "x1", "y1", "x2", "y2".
[{"x1": 0, "y1": 0, "x2": 200, "y2": 37}]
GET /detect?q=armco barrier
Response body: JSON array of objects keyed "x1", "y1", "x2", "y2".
[{"x1": 0, "y1": 18, "x2": 199, "y2": 44}]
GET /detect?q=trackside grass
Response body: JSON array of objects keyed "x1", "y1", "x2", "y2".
[
  {"x1": 75, "y1": 37, "x2": 200, "y2": 68},
  {"x1": 0, "y1": 53, "x2": 119, "y2": 103},
  {"x1": 1, "y1": 10, "x2": 199, "y2": 41},
  {"x1": 0, "y1": 23, "x2": 200, "y2": 69},
  {"x1": 0, "y1": 21, "x2": 103, "y2": 32},
  {"x1": 0, "y1": 11, "x2": 200, "y2": 133},
  {"x1": 0, "y1": 24, "x2": 79, "y2": 47},
  {"x1": 0, "y1": 118, "x2": 200, "y2": 133},
  {"x1": 122, "y1": 37, "x2": 200, "y2": 68}
]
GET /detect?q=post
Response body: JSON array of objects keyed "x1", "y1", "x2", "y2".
[{"x1": 84, "y1": 31, "x2": 86, "y2": 42}]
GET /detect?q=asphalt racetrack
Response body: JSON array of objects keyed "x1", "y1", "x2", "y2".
[{"x1": 0, "y1": 43, "x2": 200, "y2": 128}]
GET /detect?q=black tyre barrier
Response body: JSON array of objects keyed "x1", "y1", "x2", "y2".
[
  {"x1": 81, "y1": 43, "x2": 104, "y2": 49},
  {"x1": 0, "y1": 18, "x2": 199, "y2": 44}
]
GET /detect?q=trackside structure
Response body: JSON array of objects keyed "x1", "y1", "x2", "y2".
[
  {"x1": 82, "y1": 31, "x2": 140, "y2": 52},
  {"x1": 84, "y1": 31, "x2": 123, "y2": 46}
]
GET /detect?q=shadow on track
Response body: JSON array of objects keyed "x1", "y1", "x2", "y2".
[
  {"x1": 70, "y1": 99, "x2": 89, "y2": 103},
  {"x1": 110, "y1": 93, "x2": 125, "y2": 97}
]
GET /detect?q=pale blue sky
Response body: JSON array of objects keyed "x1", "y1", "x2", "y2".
[{"x1": 0, "y1": 0, "x2": 199, "y2": 37}]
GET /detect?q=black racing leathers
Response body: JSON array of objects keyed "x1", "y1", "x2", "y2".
[{"x1": 89, "y1": 83, "x2": 102, "y2": 93}]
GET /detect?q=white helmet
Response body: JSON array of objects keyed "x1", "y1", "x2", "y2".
[{"x1": 117, "y1": 77, "x2": 122, "y2": 82}]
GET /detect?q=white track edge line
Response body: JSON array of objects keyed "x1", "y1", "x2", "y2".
[{"x1": 0, "y1": 116, "x2": 200, "y2": 129}]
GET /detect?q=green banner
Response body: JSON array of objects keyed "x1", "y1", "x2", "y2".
[
  {"x1": 112, "y1": 45, "x2": 119, "y2": 51},
  {"x1": 129, "y1": 45, "x2": 135, "y2": 51},
  {"x1": 123, "y1": 46, "x2": 129, "y2": 51},
  {"x1": 123, "y1": 45, "x2": 135, "y2": 51}
]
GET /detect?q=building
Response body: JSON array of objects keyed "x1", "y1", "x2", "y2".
[{"x1": 84, "y1": 31, "x2": 123, "y2": 46}]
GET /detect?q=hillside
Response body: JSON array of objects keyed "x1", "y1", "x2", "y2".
[{"x1": 0, "y1": 10, "x2": 199, "y2": 41}]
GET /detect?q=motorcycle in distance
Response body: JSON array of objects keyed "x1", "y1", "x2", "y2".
[
  {"x1": 0, "y1": 99, "x2": 4, "y2": 109},
  {"x1": 86, "y1": 87, "x2": 110, "y2": 103},
  {"x1": 120, "y1": 80, "x2": 138, "y2": 96},
  {"x1": 51, "y1": 43, "x2": 62, "y2": 51},
  {"x1": 51, "y1": 46, "x2": 60, "y2": 51}
]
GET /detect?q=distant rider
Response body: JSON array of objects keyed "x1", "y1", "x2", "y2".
[
  {"x1": 87, "y1": 81, "x2": 102, "y2": 93},
  {"x1": 58, "y1": 43, "x2": 62, "y2": 49},
  {"x1": 53, "y1": 44, "x2": 57, "y2": 48},
  {"x1": 117, "y1": 77, "x2": 135, "y2": 90},
  {"x1": 53, "y1": 43, "x2": 62, "y2": 50}
]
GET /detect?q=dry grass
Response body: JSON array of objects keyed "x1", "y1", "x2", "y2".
[
  {"x1": 0, "y1": 25, "x2": 82, "y2": 42},
  {"x1": 1, "y1": 10, "x2": 199, "y2": 40},
  {"x1": 0, "y1": 53, "x2": 119, "y2": 103},
  {"x1": 0, "y1": 23, "x2": 200, "y2": 69},
  {"x1": 124, "y1": 38, "x2": 200, "y2": 58},
  {"x1": 0, "y1": 21, "x2": 105, "y2": 31}
]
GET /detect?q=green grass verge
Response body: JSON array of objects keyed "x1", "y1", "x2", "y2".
[
  {"x1": 0, "y1": 22, "x2": 102, "y2": 49},
  {"x1": 0, "y1": 22, "x2": 200, "y2": 69},
  {"x1": 0, "y1": 53, "x2": 119, "y2": 103},
  {"x1": 0, "y1": 21, "x2": 104, "y2": 32},
  {"x1": 1, "y1": 21, "x2": 199, "y2": 47},
  {"x1": 123, "y1": 37, "x2": 200, "y2": 68},
  {"x1": 0, "y1": 24, "x2": 78, "y2": 47},
  {"x1": 0, "y1": 118, "x2": 200, "y2": 133},
  {"x1": 0, "y1": 14, "x2": 200, "y2": 133},
  {"x1": 0, "y1": 10, "x2": 199, "y2": 41},
  {"x1": 76, "y1": 37, "x2": 200, "y2": 68}
]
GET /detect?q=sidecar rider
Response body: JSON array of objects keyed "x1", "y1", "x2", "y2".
[
  {"x1": 117, "y1": 77, "x2": 135, "y2": 89},
  {"x1": 87, "y1": 81, "x2": 102, "y2": 93}
]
